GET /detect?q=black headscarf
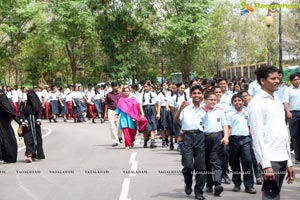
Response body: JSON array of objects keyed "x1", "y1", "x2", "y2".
[
  {"x1": 23, "y1": 89, "x2": 41, "y2": 116},
  {"x1": 0, "y1": 89, "x2": 16, "y2": 118}
]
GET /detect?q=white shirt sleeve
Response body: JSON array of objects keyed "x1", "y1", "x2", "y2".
[{"x1": 248, "y1": 100, "x2": 272, "y2": 169}]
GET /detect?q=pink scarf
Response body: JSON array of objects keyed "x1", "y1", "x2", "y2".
[{"x1": 117, "y1": 96, "x2": 141, "y2": 120}]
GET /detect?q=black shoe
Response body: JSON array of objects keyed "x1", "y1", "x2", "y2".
[
  {"x1": 222, "y1": 174, "x2": 231, "y2": 184},
  {"x1": 63, "y1": 118, "x2": 67, "y2": 122},
  {"x1": 195, "y1": 193, "x2": 205, "y2": 200},
  {"x1": 49, "y1": 118, "x2": 52, "y2": 123},
  {"x1": 119, "y1": 138, "x2": 123, "y2": 143},
  {"x1": 205, "y1": 186, "x2": 213, "y2": 193},
  {"x1": 232, "y1": 185, "x2": 241, "y2": 192},
  {"x1": 256, "y1": 177, "x2": 262, "y2": 185},
  {"x1": 53, "y1": 118, "x2": 57, "y2": 123},
  {"x1": 214, "y1": 185, "x2": 223, "y2": 196},
  {"x1": 112, "y1": 143, "x2": 118, "y2": 147},
  {"x1": 184, "y1": 184, "x2": 192, "y2": 195},
  {"x1": 150, "y1": 144, "x2": 157, "y2": 149},
  {"x1": 170, "y1": 143, "x2": 174, "y2": 150},
  {"x1": 143, "y1": 143, "x2": 148, "y2": 148},
  {"x1": 245, "y1": 187, "x2": 256, "y2": 194},
  {"x1": 92, "y1": 118, "x2": 96, "y2": 123}
]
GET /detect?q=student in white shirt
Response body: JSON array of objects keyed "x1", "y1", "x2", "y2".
[
  {"x1": 283, "y1": 73, "x2": 300, "y2": 163},
  {"x1": 248, "y1": 66, "x2": 295, "y2": 199},
  {"x1": 174, "y1": 85, "x2": 206, "y2": 200}
]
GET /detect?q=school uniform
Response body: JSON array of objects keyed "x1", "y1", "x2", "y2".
[
  {"x1": 71, "y1": 91, "x2": 83, "y2": 118},
  {"x1": 179, "y1": 104, "x2": 206, "y2": 197},
  {"x1": 94, "y1": 92, "x2": 104, "y2": 113},
  {"x1": 139, "y1": 91, "x2": 158, "y2": 131},
  {"x1": 283, "y1": 85, "x2": 300, "y2": 161},
  {"x1": 226, "y1": 107, "x2": 255, "y2": 191},
  {"x1": 58, "y1": 92, "x2": 68, "y2": 116},
  {"x1": 169, "y1": 93, "x2": 189, "y2": 137},
  {"x1": 49, "y1": 92, "x2": 59, "y2": 115},
  {"x1": 85, "y1": 90, "x2": 95, "y2": 119},
  {"x1": 65, "y1": 88, "x2": 73, "y2": 119},
  {"x1": 201, "y1": 105, "x2": 228, "y2": 193},
  {"x1": 157, "y1": 91, "x2": 169, "y2": 131}
]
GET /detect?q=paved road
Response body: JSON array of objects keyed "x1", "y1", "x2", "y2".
[{"x1": 1, "y1": 119, "x2": 300, "y2": 200}]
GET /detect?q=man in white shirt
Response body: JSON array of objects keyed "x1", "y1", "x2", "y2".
[{"x1": 248, "y1": 66, "x2": 294, "y2": 200}]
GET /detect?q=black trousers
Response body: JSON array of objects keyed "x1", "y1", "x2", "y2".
[
  {"x1": 289, "y1": 111, "x2": 300, "y2": 160},
  {"x1": 205, "y1": 133, "x2": 223, "y2": 187},
  {"x1": 262, "y1": 161, "x2": 287, "y2": 200},
  {"x1": 181, "y1": 131, "x2": 206, "y2": 194},
  {"x1": 229, "y1": 136, "x2": 254, "y2": 188}
]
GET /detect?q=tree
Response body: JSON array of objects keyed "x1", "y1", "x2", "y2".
[
  {"x1": 48, "y1": 0, "x2": 96, "y2": 85},
  {"x1": 158, "y1": 0, "x2": 211, "y2": 82}
]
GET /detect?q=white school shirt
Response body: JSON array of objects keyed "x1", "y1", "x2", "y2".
[
  {"x1": 179, "y1": 104, "x2": 204, "y2": 132},
  {"x1": 139, "y1": 91, "x2": 158, "y2": 105},
  {"x1": 248, "y1": 80, "x2": 261, "y2": 97},
  {"x1": 248, "y1": 90, "x2": 292, "y2": 169},
  {"x1": 86, "y1": 90, "x2": 95, "y2": 103},
  {"x1": 71, "y1": 91, "x2": 80, "y2": 99},
  {"x1": 169, "y1": 93, "x2": 189, "y2": 109},
  {"x1": 158, "y1": 91, "x2": 169, "y2": 107},
  {"x1": 226, "y1": 107, "x2": 250, "y2": 136},
  {"x1": 65, "y1": 88, "x2": 73, "y2": 102},
  {"x1": 6, "y1": 91, "x2": 12, "y2": 100},
  {"x1": 219, "y1": 91, "x2": 233, "y2": 113},
  {"x1": 200, "y1": 106, "x2": 228, "y2": 133},
  {"x1": 49, "y1": 92, "x2": 59, "y2": 101},
  {"x1": 36, "y1": 91, "x2": 43, "y2": 103},
  {"x1": 11, "y1": 89, "x2": 21, "y2": 103},
  {"x1": 282, "y1": 85, "x2": 300, "y2": 111}
]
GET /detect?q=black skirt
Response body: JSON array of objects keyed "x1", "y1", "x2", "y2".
[
  {"x1": 50, "y1": 100, "x2": 59, "y2": 115},
  {"x1": 94, "y1": 99, "x2": 103, "y2": 113},
  {"x1": 158, "y1": 107, "x2": 168, "y2": 130},
  {"x1": 143, "y1": 105, "x2": 157, "y2": 131},
  {"x1": 59, "y1": 99, "x2": 68, "y2": 115}
]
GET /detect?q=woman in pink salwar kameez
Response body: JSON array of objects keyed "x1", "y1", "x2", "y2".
[{"x1": 114, "y1": 87, "x2": 145, "y2": 149}]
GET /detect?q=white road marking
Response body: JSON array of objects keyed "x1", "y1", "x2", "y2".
[
  {"x1": 129, "y1": 152, "x2": 137, "y2": 164},
  {"x1": 18, "y1": 127, "x2": 53, "y2": 152},
  {"x1": 129, "y1": 161, "x2": 138, "y2": 177},
  {"x1": 119, "y1": 178, "x2": 131, "y2": 200},
  {"x1": 119, "y1": 152, "x2": 139, "y2": 200}
]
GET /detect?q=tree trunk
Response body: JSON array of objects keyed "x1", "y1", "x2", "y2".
[{"x1": 65, "y1": 43, "x2": 77, "y2": 85}]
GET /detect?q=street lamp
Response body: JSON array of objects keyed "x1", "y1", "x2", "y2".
[
  {"x1": 265, "y1": 13, "x2": 273, "y2": 67},
  {"x1": 265, "y1": 2, "x2": 283, "y2": 70}
]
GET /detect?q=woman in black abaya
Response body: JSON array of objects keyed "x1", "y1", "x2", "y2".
[
  {"x1": 0, "y1": 89, "x2": 21, "y2": 163},
  {"x1": 21, "y1": 89, "x2": 45, "y2": 162}
]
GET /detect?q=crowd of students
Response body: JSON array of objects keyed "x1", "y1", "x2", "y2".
[{"x1": 1, "y1": 66, "x2": 299, "y2": 200}]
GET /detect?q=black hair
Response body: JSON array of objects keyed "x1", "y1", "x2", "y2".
[
  {"x1": 175, "y1": 83, "x2": 187, "y2": 102},
  {"x1": 202, "y1": 78, "x2": 210, "y2": 86},
  {"x1": 142, "y1": 82, "x2": 152, "y2": 103},
  {"x1": 278, "y1": 69, "x2": 284, "y2": 75},
  {"x1": 256, "y1": 66, "x2": 278, "y2": 85},
  {"x1": 289, "y1": 73, "x2": 300, "y2": 82},
  {"x1": 238, "y1": 89, "x2": 249, "y2": 96},
  {"x1": 231, "y1": 93, "x2": 243, "y2": 104},
  {"x1": 190, "y1": 85, "x2": 203, "y2": 94},
  {"x1": 211, "y1": 86, "x2": 221, "y2": 92},
  {"x1": 217, "y1": 78, "x2": 227, "y2": 84},
  {"x1": 203, "y1": 91, "x2": 216, "y2": 100},
  {"x1": 111, "y1": 82, "x2": 118, "y2": 87},
  {"x1": 131, "y1": 84, "x2": 139, "y2": 91}
]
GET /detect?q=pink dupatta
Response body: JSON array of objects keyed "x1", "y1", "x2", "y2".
[{"x1": 117, "y1": 96, "x2": 147, "y2": 132}]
